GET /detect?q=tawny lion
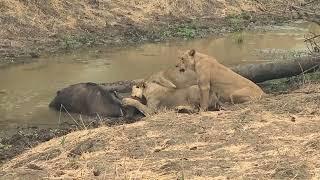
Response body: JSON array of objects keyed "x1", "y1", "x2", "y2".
[{"x1": 176, "y1": 49, "x2": 266, "y2": 111}]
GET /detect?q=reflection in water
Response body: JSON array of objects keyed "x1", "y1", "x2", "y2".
[{"x1": 0, "y1": 22, "x2": 319, "y2": 136}]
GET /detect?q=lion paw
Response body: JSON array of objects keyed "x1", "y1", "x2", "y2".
[
  {"x1": 175, "y1": 106, "x2": 196, "y2": 114},
  {"x1": 122, "y1": 98, "x2": 140, "y2": 107}
]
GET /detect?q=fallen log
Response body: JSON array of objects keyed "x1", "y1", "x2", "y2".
[
  {"x1": 232, "y1": 55, "x2": 320, "y2": 83},
  {"x1": 100, "y1": 55, "x2": 320, "y2": 93}
]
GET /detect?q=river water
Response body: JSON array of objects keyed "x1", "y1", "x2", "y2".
[{"x1": 0, "y1": 22, "x2": 319, "y2": 137}]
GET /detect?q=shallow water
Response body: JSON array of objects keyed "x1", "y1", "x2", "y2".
[{"x1": 0, "y1": 22, "x2": 319, "y2": 136}]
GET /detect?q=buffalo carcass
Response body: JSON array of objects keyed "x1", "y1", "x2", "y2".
[{"x1": 49, "y1": 82, "x2": 142, "y2": 119}]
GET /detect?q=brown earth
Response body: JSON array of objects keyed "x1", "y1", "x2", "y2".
[
  {"x1": 1, "y1": 83, "x2": 319, "y2": 179},
  {"x1": 0, "y1": 0, "x2": 300, "y2": 66}
]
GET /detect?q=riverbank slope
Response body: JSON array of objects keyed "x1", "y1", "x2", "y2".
[
  {"x1": 1, "y1": 0, "x2": 297, "y2": 66},
  {"x1": 1, "y1": 83, "x2": 320, "y2": 179}
]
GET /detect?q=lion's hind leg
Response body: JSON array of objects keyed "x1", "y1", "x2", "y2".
[{"x1": 229, "y1": 87, "x2": 253, "y2": 104}]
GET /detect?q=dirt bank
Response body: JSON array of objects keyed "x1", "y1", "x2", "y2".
[
  {"x1": 0, "y1": 116, "x2": 142, "y2": 165},
  {"x1": 1, "y1": 0, "x2": 300, "y2": 66},
  {"x1": 1, "y1": 82, "x2": 319, "y2": 179}
]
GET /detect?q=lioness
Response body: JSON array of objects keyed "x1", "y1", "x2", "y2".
[
  {"x1": 146, "y1": 65, "x2": 197, "y2": 89},
  {"x1": 123, "y1": 81, "x2": 201, "y2": 116},
  {"x1": 176, "y1": 49, "x2": 266, "y2": 110},
  {"x1": 122, "y1": 68, "x2": 219, "y2": 116}
]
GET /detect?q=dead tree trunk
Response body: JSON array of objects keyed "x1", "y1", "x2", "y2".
[
  {"x1": 231, "y1": 55, "x2": 320, "y2": 83},
  {"x1": 101, "y1": 55, "x2": 320, "y2": 92}
]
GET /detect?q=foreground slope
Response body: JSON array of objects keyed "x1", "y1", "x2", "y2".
[{"x1": 1, "y1": 84, "x2": 320, "y2": 179}]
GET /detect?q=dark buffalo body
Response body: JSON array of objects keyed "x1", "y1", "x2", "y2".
[{"x1": 49, "y1": 82, "x2": 124, "y2": 117}]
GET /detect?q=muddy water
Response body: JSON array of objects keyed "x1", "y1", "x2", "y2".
[{"x1": 0, "y1": 22, "x2": 319, "y2": 136}]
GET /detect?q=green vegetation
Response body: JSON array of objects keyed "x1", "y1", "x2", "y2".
[
  {"x1": 60, "y1": 136, "x2": 67, "y2": 146},
  {"x1": 61, "y1": 35, "x2": 97, "y2": 50},
  {"x1": 277, "y1": 50, "x2": 310, "y2": 61},
  {"x1": 0, "y1": 142, "x2": 12, "y2": 150},
  {"x1": 232, "y1": 32, "x2": 244, "y2": 44},
  {"x1": 177, "y1": 173, "x2": 185, "y2": 180},
  {"x1": 262, "y1": 71, "x2": 320, "y2": 93},
  {"x1": 160, "y1": 24, "x2": 200, "y2": 39},
  {"x1": 226, "y1": 12, "x2": 252, "y2": 32},
  {"x1": 176, "y1": 25, "x2": 197, "y2": 39}
]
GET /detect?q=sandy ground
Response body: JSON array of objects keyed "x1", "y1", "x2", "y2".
[{"x1": 1, "y1": 83, "x2": 319, "y2": 179}]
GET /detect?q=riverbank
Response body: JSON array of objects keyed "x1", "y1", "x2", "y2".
[
  {"x1": 0, "y1": 116, "x2": 141, "y2": 165},
  {"x1": 1, "y1": 71, "x2": 320, "y2": 166},
  {"x1": 0, "y1": 0, "x2": 299, "y2": 67},
  {"x1": 1, "y1": 82, "x2": 319, "y2": 179}
]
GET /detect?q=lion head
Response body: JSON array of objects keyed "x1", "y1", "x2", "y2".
[
  {"x1": 131, "y1": 81, "x2": 147, "y2": 105},
  {"x1": 176, "y1": 49, "x2": 196, "y2": 72},
  {"x1": 131, "y1": 81, "x2": 146, "y2": 99}
]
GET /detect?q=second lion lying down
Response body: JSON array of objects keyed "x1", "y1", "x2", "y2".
[{"x1": 122, "y1": 51, "x2": 266, "y2": 116}]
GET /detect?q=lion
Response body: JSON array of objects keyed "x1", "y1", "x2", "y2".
[
  {"x1": 122, "y1": 82, "x2": 199, "y2": 117},
  {"x1": 145, "y1": 65, "x2": 198, "y2": 89},
  {"x1": 176, "y1": 49, "x2": 266, "y2": 111},
  {"x1": 121, "y1": 68, "x2": 219, "y2": 116}
]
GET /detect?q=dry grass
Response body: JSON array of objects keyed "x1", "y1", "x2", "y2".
[
  {"x1": 0, "y1": 0, "x2": 259, "y2": 38},
  {"x1": 0, "y1": 0, "x2": 261, "y2": 57},
  {"x1": 2, "y1": 0, "x2": 310, "y2": 60},
  {"x1": 1, "y1": 0, "x2": 258, "y2": 31},
  {"x1": 1, "y1": 0, "x2": 312, "y2": 60},
  {"x1": 1, "y1": 83, "x2": 320, "y2": 179}
]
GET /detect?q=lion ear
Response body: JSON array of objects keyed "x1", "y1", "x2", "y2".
[
  {"x1": 142, "y1": 82, "x2": 146, "y2": 88},
  {"x1": 189, "y1": 49, "x2": 196, "y2": 57}
]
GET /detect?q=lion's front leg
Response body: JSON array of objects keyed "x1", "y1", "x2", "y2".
[
  {"x1": 198, "y1": 77, "x2": 210, "y2": 111},
  {"x1": 199, "y1": 86, "x2": 210, "y2": 111},
  {"x1": 122, "y1": 98, "x2": 154, "y2": 117},
  {"x1": 208, "y1": 92, "x2": 221, "y2": 111}
]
